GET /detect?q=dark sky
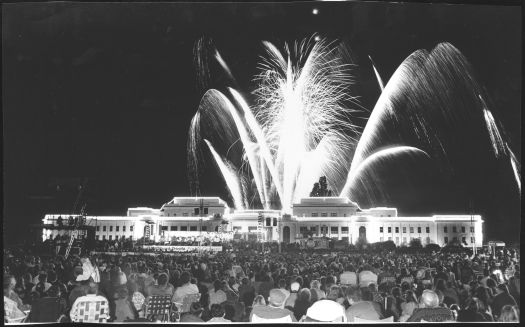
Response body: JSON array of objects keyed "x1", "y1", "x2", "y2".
[{"x1": 3, "y1": 2, "x2": 521, "y2": 244}]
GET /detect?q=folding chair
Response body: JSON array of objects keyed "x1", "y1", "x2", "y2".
[{"x1": 145, "y1": 295, "x2": 172, "y2": 322}]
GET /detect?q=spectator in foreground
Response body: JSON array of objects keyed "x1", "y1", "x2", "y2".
[
  {"x1": 344, "y1": 286, "x2": 383, "y2": 322},
  {"x1": 498, "y1": 305, "x2": 519, "y2": 323},
  {"x1": 171, "y1": 272, "x2": 199, "y2": 304},
  {"x1": 407, "y1": 290, "x2": 455, "y2": 322},
  {"x1": 207, "y1": 303, "x2": 231, "y2": 323},
  {"x1": 250, "y1": 289, "x2": 296, "y2": 322},
  {"x1": 180, "y1": 302, "x2": 205, "y2": 322},
  {"x1": 303, "y1": 299, "x2": 346, "y2": 322}
]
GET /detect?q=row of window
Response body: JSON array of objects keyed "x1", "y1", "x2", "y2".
[
  {"x1": 443, "y1": 226, "x2": 474, "y2": 233},
  {"x1": 444, "y1": 236, "x2": 475, "y2": 244},
  {"x1": 380, "y1": 236, "x2": 430, "y2": 244},
  {"x1": 311, "y1": 213, "x2": 344, "y2": 217},
  {"x1": 163, "y1": 207, "x2": 210, "y2": 217},
  {"x1": 380, "y1": 226, "x2": 430, "y2": 234},
  {"x1": 160, "y1": 225, "x2": 207, "y2": 232},
  {"x1": 96, "y1": 225, "x2": 134, "y2": 232},
  {"x1": 299, "y1": 226, "x2": 349, "y2": 233},
  {"x1": 96, "y1": 235, "x2": 132, "y2": 241}
]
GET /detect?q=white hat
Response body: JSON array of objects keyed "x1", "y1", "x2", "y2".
[
  {"x1": 305, "y1": 300, "x2": 346, "y2": 322},
  {"x1": 290, "y1": 282, "x2": 300, "y2": 292}
]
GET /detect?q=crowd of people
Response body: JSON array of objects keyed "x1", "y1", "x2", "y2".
[{"x1": 3, "y1": 242, "x2": 520, "y2": 323}]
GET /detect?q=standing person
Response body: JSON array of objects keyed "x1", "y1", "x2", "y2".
[
  {"x1": 491, "y1": 284, "x2": 517, "y2": 319},
  {"x1": 4, "y1": 275, "x2": 28, "y2": 321},
  {"x1": 292, "y1": 288, "x2": 312, "y2": 321},
  {"x1": 172, "y1": 271, "x2": 199, "y2": 304},
  {"x1": 69, "y1": 281, "x2": 109, "y2": 322},
  {"x1": 284, "y1": 282, "x2": 300, "y2": 309},
  {"x1": 208, "y1": 279, "x2": 227, "y2": 309}
]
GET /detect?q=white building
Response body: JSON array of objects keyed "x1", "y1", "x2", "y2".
[{"x1": 42, "y1": 196, "x2": 484, "y2": 247}]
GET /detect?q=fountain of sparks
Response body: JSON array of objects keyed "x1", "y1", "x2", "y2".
[{"x1": 187, "y1": 36, "x2": 521, "y2": 211}]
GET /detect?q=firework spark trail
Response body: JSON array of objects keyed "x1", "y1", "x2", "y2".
[
  {"x1": 369, "y1": 55, "x2": 384, "y2": 91},
  {"x1": 344, "y1": 146, "x2": 429, "y2": 195},
  {"x1": 253, "y1": 38, "x2": 360, "y2": 210},
  {"x1": 204, "y1": 139, "x2": 244, "y2": 210},
  {"x1": 507, "y1": 143, "x2": 521, "y2": 193},
  {"x1": 215, "y1": 50, "x2": 237, "y2": 84},
  {"x1": 215, "y1": 91, "x2": 268, "y2": 208},
  {"x1": 480, "y1": 96, "x2": 506, "y2": 157},
  {"x1": 229, "y1": 88, "x2": 284, "y2": 200},
  {"x1": 193, "y1": 37, "x2": 212, "y2": 90}
]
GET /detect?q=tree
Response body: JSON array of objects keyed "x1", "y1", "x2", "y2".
[
  {"x1": 425, "y1": 243, "x2": 441, "y2": 252},
  {"x1": 383, "y1": 240, "x2": 397, "y2": 252},
  {"x1": 409, "y1": 238, "x2": 423, "y2": 248},
  {"x1": 310, "y1": 176, "x2": 333, "y2": 197}
]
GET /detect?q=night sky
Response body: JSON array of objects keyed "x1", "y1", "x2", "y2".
[{"x1": 3, "y1": 2, "x2": 521, "y2": 245}]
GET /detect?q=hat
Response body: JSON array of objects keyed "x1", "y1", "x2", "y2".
[
  {"x1": 269, "y1": 289, "x2": 287, "y2": 307},
  {"x1": 290, "y1": 282, "x2": 300, "y2": 292},
  {"x1": 305, "y1": 300, "x2": 346, "y2": 322}
]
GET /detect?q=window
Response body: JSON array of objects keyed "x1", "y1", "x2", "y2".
[
  {"x1": 116, "y1": 226, "x2": 119, "y2": 232},
  {"x1": 426, "y1": 237, "x2": 430, "y2": 244},
  {"x1": 462, "y1": 237, "x2": 466, "y2": 244},
  {"x1": 180, "y1": 226, "x2": 188, "y2": 231},
  {"x1": 103, "y1": 226, "x2": 107, "y2": 232},
  {"x1": 410, "y1": 227, "x2": 414, "y2": 233},
  {"x1": 388, "y1": 227, "x2": 392, "y2": 233},
  {"x1": 109, "y1": 226, "x2": 113, "y2": 232},
  {"x1": 310, "y1": 226, "x2": 317, "y2": 232},
  {"x1": 183, "y1": 213, "x2": 188, "y2": 217},
  {"x1": 130, "y1": 226, "x2": 134, "y2": 232},
  {"x1": 461, "y1": 226, "x2": 466, "y2": 233},
  {"x1": 273, "y1": 218, "x2": 277, "y2": 226},
  {"x1": 204, "y1": 208, "x2": 208, "y2": 214},
  {"x1": 341, "y1": 227, "x2": 348, "y2": 233},
  {"x1": 417, "y1": 227, "x2": 421, "y2": 234},
  {"x1": 96, "y1": 226, "x2": 100, "y2": 232},
  {"x1": 403, "y1": 227, "x2": 406, "y2": 233},
  {"x1": 173, "y1": 213, "x2": 177, "y2": 216},
  {"x1": 380, "y1": 227, "x2": 384, "y2": 233},
  {"x1": 343, "y1": 214, "x2": 347, "y2": 217},
  {"x1": 170, "y1": 226, "x2": 177, "y2": 231},
  {"x1": 403, "y1": 237, "x2": 407, "y2": 244},
  {"x1": 161, "y1": 226, "x2": 168, "y2": 231},
  {"x1": 331, "y1": 213, "x2": 337, "y2": 217},
  {"x1": 321, "y1": 213, "x2": 327, "y2": 217},
  {"x1": 452, "y1": 226, "x2": 457, "y2": 233},
  {"x1": 470, "y1": 226, "x2": 475, "y2": 233},
  {"x1": 300, "y1": 226, "x2": 308, "y2": 233},
  {"x1": 444, "y1": 226, "x2": 448, "y2": 233},
  {"x1": 109, "y1": 235, "x2": 112, "y2": 240},
  {"x1": 380, "y1": 237, "x2": 384, "y2": 242},
  {"x1": 96, "y1": 235, "x2": 100, "y2": 240},
  {"x1": 426, "y1": 227, "x2": 430, "y2": 233},
  {"x1": 395, "y1": 227, "x2": 399, "y2": 233},
  {"x1": 321, "y1": 226, "x2": 328, "y2": 234},
  {"x1": 331, "y1": 226, "x2": 338, "y2": 233},
  {"x1": 194, "y1": 208, "x2": 199, "y2": 215},
  {"x1": 123, "y1": 226, "x2": 126, "y2": 232},
  {"x1": 103, "y1": 235, "x2": 106, "y2": 240},
  {"x1": 201, "y1": 226, "x2": 207, "y2": 232},
  {"x1": 312, "y1": 213, "x2": 318, "y2": 217},
  {"x1": 190, "y1": 226, "x2": 197, "y2": 231},
  {"x1": 266, "y1": 218, "x2": 271, "y2": 226}
]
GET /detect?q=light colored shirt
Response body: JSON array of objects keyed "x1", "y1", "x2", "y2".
[
  {"x1": 172, "y1": 283, "x2": 200, "y2": 304},
  {"x1": 208, "y1": 316, "x2": 231, "y2": 323},
  {"x1": 69, "y1": 294, "x2": 109, "y2": 322},
  {"x1": 4, "y1": 296, "x2": 26, "y2": 321},
  {"x1": 209, "y1": 289, "x2": 228, "y2": 308}
]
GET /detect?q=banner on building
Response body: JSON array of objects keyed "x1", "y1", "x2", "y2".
[{"x1": 140, "y1": 245, "x2": 223, "y2": 252}]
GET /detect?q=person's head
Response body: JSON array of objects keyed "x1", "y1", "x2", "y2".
[
  {"x1": 290, "y1": 282, "x2": 300, "y2": 293},
  {"x1": 210, "y1": 303, "x2": 225, "y2": 318},
  {"x1": 189, "y1": 302, "x2": 203, "y2": 317},
  {"x1": 268, "y1": 289, "x2": 287, "y2": 307},
  {"x1": 180, "y1": 271, "x2": 191, "y2": 285},
  {"x1": 3, "y1": 275, "x2": 16, "y2": 294},
  {"x1": 297, "y1": 288, "x2": 311, "y2": 303},
  {"x1": 224, "y1": 303, "x2": 235, "y2": 321},
  {"x1": 87, "y1": 280, "x2": 98, "y2": 295},
  {"x1": 486, "y1": 278, "x2": 497, "y2": 289},
  {"x1": 278, "y1": 279, "x2": 286, "y2": 289},
  {"x1": 157, "y1": 273, "x2": 168, "y2": 287},
  {"x1": 252, "y1": 294, "x2": 266, "y2": 307},
  {"x1": 435, "y1": 278, "x2": 446, "y2": 291},
  {"x1": 38, "y1": 272, "x2": 48, "y2": 284},
  {"x1": 345, "y1": 286, "x2": 361, "y2": 304},
  {"x1": 116, "y1": 286, "x2": 129, "y2": 300},
  {"x1": 303, "y1": 300, "x2": 346, "y2": 322},
  {"x1": 47, "y1": 270, "x2": 57, "y2": 283},
  {"x1": 420, "y1": 290, "x2": 439, "y2": 308},
  {"x1": 310, "y1": 279, "x2": 321, "y2": 289},
  {"x1": 327, "y1": 285, "x2": 341, "y2": 301},
  {"x1": 368, "y1": 283, "x2": 377, "y2": 292},
  {"x1": 498, "y1": 305, "x2": 519, "y2": 322}
]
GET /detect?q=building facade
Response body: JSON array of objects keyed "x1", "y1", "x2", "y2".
[{"x1": 42, "y1": 196, "x2": 484, "y2": 247}]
